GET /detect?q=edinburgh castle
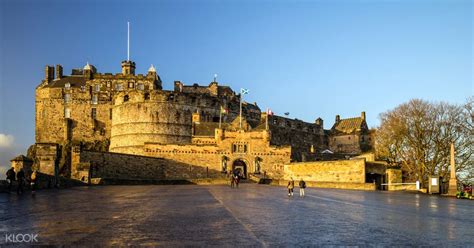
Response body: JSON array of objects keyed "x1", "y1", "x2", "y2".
[{"x1": 13, "y1": 59, "x2": 402, "y2": 190}]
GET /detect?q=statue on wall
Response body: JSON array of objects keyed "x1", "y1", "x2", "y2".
[
  {"x1": 221, "y1": 156, "x2": 227, "y2": 173},
  {"x1": 255, "y1": 157, "x2": 261, "y2": 174}
]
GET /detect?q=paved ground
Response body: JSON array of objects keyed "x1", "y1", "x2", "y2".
[{"x1": 0, "y1": 184, "x2": 473, "y2": 246}]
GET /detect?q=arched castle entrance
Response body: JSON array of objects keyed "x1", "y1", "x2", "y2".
[{"x1": 232, "y1": 159, "x2": 247, "y2": 179}]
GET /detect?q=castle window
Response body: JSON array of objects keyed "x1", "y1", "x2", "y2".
[
  {"x1": 144, "y1": 93, "x2": 150, "y2": 100},
  {"x1": 65, "y1": 83, "x2": 71, "y2": 89},
  {"x1": 129, "y1": 82, "x2": 134, "y2": 88},
  {"x1": 91, "y1": 95, "x2": 98, "y2": 105},
  {"x1": 348, "y1": 137, "x2": 351, "y2": 140},
  {"x1": 64, "y1": 108, "x2": 71, "y2": 119},
  {"x1": 115, "y1": 84, "x2": 123, "y2": 91},
  {"x1": 273, "y1": 119, "x2": 278, "y2": 125},
  {"x1": 106, "y1": 81, "x2": 111, "y2": 88},
  {"x1": 109, "y1": 109, "x2": 112, "y2": 120},
  {"x1": 168, "y1": 94, "x2": 174, "y2": 101},
  {"x1": 91, "y1": 108, "x2": 97, "y2": 119},
  {"x1": 95, "y1": 84, "x2": 100, "y2": 92},
  {"x1": 124, "y1": 95, "x2": 129, "y2": 102},
  {"x1": 64, "y1": 93, "x2": 71, "y2": 103},
  {"x1": 361, "y1": 136, "x2": 365, "y2": 142},
  {"x1": 80, "y1": 86, "x2": 86, "y2": 92},
  {"x1": 137, "y1": 83, "x2": 144, "y2": 90}
]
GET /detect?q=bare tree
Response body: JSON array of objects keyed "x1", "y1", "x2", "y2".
[{"x1": 375, "y1": 98, "x2": 473, "y2": 187}]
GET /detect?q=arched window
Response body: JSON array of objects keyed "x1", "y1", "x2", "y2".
[
  {"x1": 124, "y1": 95, "x2": 129, "y2": 102},
  {"x1": 144, "y1": 93, "x2": 150, "y2": 100}
]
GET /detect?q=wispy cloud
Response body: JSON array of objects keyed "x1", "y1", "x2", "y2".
[{"x1": 0, "y1": 133, "x2": 15, "y2": 148}]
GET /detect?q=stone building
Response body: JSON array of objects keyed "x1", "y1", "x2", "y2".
[
  {"x1": 19, "y1": 59, "x2": 400, "y2": 189},
  {"x1": 328, "y1": 112, "x2": 372, "y2": 154}
]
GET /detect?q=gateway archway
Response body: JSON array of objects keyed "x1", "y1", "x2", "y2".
[{"x1": 232, "y1": 159, "x2": 247, "y2": 179}]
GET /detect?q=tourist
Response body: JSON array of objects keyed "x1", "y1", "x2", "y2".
[
  {"x1": 230, "y1": 174, "x2": 235, "y2": 188},
  {"x1": 235, "y1": 174, "x2": 240, "y2": 188},
  {"x1": 30, "y1": 170, "x2": 37, "y2": 195},
  {"x1": 16, "y1": 168, "x2": 25, "y2": 195},
  {"x1": 299, "y1": 178, "x2": 306, "y2": 197},
  {"x1": 287, "y1": 178, "x2": 294, "y2": 196},
  {"x1": 6, "y1": 167, "x2": 16, "y2": 192}
]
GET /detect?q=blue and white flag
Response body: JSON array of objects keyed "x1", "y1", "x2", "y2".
[{"x1": 240, "y1": 88, "x2": 249, "y2": 95}]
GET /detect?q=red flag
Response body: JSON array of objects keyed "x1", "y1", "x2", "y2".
[{"x1": 267, "y1": 108, "x2": 274, "y2": 116}]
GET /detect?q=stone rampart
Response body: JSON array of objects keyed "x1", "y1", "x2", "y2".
[
  {"x1": 284, "y1": 159, "x2": 366, "y2": 183},
  {"x1": 267, "y1": 179, "x2": 375, "y2": 191},
  {"x1": 74, "y1": 150, "x2": 226, "y2": 180}
]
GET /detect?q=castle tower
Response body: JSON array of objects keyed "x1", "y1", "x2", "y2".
[
  {"x1": 147, "y1": 64, "x2": 162, "y2": 89},
  {"x1": 83, "y1": 62, "x2": 96, "y2": 79},
  {"x1": 121, "y1": 60, "x2": 136, "y2": 75}
]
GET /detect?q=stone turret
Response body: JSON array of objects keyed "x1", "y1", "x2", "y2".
[
  {"x1": 83, "y1": 62, "x2": 95, "y2": 79},
  {"x1": 121, "y1": 60, "x2": 136, "y2": 75},
  {"x1": 147, "y1": 64, "x2": 162, "y2": 90},
  {"x1": 315, "y1": 117, "x2": 323, "y2": 128},
  {"x1": 361, "y1": 111, "x2": 366, "y2": 121}
]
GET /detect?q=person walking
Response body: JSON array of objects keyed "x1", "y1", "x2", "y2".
[
  {"x1": 235, "y1": 174, "x2": 240, "y2": 188},
  {"x1": 299, "y1": 178, "x2": 306, "y2": 197},
  {"x1": 6, "y1": 167, "x2": 16, "y2": 193},
  {"x1": 230, "y1": 173, "x2": 235, "y2": 188},
  {"x1": 16, "y1": 169, "x2": 25, "y2": 195},
  {"x1": 287, "y1": 178, "x2": 295, "y2": 196},
  {"x1": 30, "y1": 170, "x2": 37, "y2": 195}
]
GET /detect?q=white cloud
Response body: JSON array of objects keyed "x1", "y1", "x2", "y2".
[{"x1": 0, "y1": 133, "x2": 14, "y2": 148}]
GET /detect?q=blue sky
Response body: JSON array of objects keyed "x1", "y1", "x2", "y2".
[{"x1": 0, "y1": 0, "x2": 472, "y2": 171}]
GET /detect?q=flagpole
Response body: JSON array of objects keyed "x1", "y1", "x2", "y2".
[
  {"x1": 127, "y1": 21, "x2": 130, "y2": 61},
  {"x1": 266, "y1": 111, "x2": 269, "y2": 130},
  {"x1": 239, "y1": 94, "x2": 243, "y2": 129},
  {"x1": 219, "y1": 107, "x2": 222, "y2": 129}
]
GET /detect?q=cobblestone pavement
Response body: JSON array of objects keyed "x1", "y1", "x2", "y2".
[{"x1": 0, "y1": 184, "x2": 473, "y2": 246}]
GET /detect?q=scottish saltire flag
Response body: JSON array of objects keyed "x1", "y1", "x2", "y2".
[{"x1": 240, "y1": 88, "x2": 249, "y2": 95}]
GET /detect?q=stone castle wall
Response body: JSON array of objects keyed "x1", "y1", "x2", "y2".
[
  {"x1": 283, "y1": 159, "x2": 366, "y2": 183},
  {"x1": 72, "y1": 150, "x2": 227, "y2": 180}
]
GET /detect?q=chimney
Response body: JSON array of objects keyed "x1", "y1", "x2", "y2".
[
  {"x1": 174, "y1": 81, "x2": 183, "y2": 92},
  {"x1": 335, "y1": 115, "x2": 340, "y2": 123},
  {"x1": 55, "y1": 65, "x2": 63, "y2": 79},
  {"x1": 361, "y1": 111, "x2": 366, "y2": 121},
  {"x1": 45, "y1": 65, "x2": 54, "y2": 82},
  {"x1": 315, "y1": 118, "x2": 323, "y2": 128}
]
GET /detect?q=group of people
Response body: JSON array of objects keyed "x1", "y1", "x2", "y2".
[
  {"x1": 5, "y1": 167, "x2": 37, "y2": 195},
  {"x1": 287, "y1": 178, "x2": 306, "y2": 197}
]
